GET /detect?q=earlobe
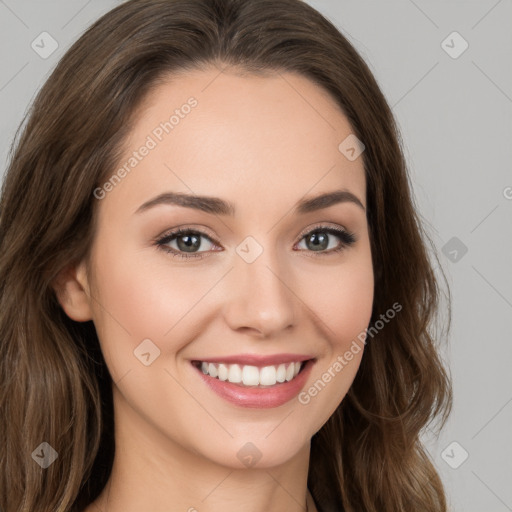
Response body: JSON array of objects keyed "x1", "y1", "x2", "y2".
[{"x1": 52, "y1": 262, "x2": 93, "y2": 322}]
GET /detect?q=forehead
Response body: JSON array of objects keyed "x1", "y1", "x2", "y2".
[{"x1": 102, "y1": 66, "x2": 366, "y2": 218}]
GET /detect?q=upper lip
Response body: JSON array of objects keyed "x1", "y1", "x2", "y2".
[{"x1": 191, "y1": 353, "x2": 315, "y2": 367}]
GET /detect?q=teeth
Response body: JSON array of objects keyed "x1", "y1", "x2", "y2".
[
  {"x1": 260, "y1": 365, "x2": 276, "y2": 386},
  {"x1": 197, "y1": 361, "x2": 305, "y2": 386},
  {"x1": 276, "y1": 364, "x2": 286, "y2": 383},
  {"x1": 208, "y1": 363, "x2": 218, "y2": 378},
  {"x1": 218, "y1": 363, "x2": 228, "y2": 381},
  {"x1": 228, "y1": 364, "x2": 242, "y2": 383},
  {"x1": 285, "y1": 363, "x2": 295, "y2": 382},
  {"x1": 242, "y1": 365, "x2": 259, "y2": 386}
]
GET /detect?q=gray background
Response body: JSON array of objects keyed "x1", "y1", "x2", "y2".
[{"x1": 1, "y1": 1, "x2": 511, "y2": 510}]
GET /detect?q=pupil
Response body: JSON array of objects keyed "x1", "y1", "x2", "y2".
[
  {"x1": 308, "y1": 232, "x2": 327, "y2": 251},
  {"x1": 178, "y1": 234, "x2": 200, "y2": 252}
]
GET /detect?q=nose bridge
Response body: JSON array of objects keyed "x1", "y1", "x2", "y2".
[{"x1": 223, "y1": 236, "x2": 297, "y2": 336}]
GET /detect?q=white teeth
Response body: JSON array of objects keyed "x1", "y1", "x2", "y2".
[
  {"x1": 228, "y1": 364, "x2": 242, "y2": 383},
  {"x1": 242, "y1": 365, "x2": 260, "y2": 386},
  {"x1": 208, "y1": 363, "x2": 218, "y2": 378},
  {"x1": 276, "y1": 364, "x2": 286, "y2": 383},
  {"x1": 197, "y1": 361, "x2": 305, "y2": 386},
  {"x1": 260, "y1": 365, "x2": 277, "y2": 386},
  {"x1": 218, "y1": 363, "x2": 228, "y2": 381},
  {"x1": 285, "y1": 363, "x2": 295, "y2": 382}
]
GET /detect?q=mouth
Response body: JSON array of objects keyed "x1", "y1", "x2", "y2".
[
  {"x1": 191, "y1": 359, "x2": 312, "y2": 388},
  {"x1": 190, "y1": 357, "x2": 316, "y2": 408}
]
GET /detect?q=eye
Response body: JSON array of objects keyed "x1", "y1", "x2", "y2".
[
  {"x1": 294, "y1": 225, "x2": 356, "y2": 256},
  {"x1": 156, "y1": 228, "x2": 219, "y2": 259},
  {"x1": 155, "y1": 224, "x2": 356, "y2": 260}
]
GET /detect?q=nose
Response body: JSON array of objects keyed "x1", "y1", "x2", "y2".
[{"x1": 222, "y1": 247, "x2": 298, "y2": 338}]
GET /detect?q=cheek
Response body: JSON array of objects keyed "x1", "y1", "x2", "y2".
[
  {"x1": 298, "y1": 251, "x2": 374, "y2": 350},
  {"x1": 88, "y1": 241, "x2": 216, "y2": 377},
  {"x1": 292, "y1": 250, "x2": 373, "y2": 431}
]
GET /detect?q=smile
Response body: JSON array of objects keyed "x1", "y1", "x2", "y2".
[
  {"x1": 193, "y1": 361, "x2": 304, "y2": 387},
  {"x1": 190, "y1": 358, "x2": 316, "y2": 408}
]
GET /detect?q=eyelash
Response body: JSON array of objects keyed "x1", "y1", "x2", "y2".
[{"x1": 155, "y1": 224, "x2": 356, "y2": 260}]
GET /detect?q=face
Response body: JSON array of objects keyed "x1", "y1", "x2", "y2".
[{"x1": 65, "y1": 67, "x2": 374, "y2": 469}]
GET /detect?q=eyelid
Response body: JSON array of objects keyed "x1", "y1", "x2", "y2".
[
  {"x1": 155, "y1": 222, "x2": 351, "y2": 246},
  {"x1": 155, "y1": 224, "x2": 219, "y2": 243},
  {"x1": 295, "y1": 221, "x2": 351, "y2": 241}
]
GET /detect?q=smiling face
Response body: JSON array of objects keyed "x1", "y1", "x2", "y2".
[{"x1": 60, "y1": 66, "x2": 374, "y2": 469}]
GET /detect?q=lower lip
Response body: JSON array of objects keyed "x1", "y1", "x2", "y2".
[{"x1": 192, "y1": 359, "x2": 315, "y2": 408}]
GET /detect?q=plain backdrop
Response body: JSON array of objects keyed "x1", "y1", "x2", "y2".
[{"x1": 1, "y1": 1, "x2": 511, "y2": 511}]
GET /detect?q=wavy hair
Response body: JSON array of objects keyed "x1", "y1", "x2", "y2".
[{"x1": 0, "y1": 0, "x2": 452, "y2": 510}]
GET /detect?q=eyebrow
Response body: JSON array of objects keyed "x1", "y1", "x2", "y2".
[{"x1": 135, "y1": 189, "x2": 365, "y2": 216}]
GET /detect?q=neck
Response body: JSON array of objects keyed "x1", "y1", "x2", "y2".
[{"x1": 87, "y1": 388, "x2": 314, "y2": 512}]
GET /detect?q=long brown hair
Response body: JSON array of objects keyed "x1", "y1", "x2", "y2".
[{"x1": 0, "y1": 0, "x2": 452, "y2": 510}]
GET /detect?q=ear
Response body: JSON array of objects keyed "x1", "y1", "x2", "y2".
[{"x1": 52, "y1": 261, "x2": 93, "y2": 322}]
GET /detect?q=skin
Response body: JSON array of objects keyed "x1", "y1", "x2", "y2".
[{"x1": 55, "y1": 66, "x2": 374, "y2": 512}]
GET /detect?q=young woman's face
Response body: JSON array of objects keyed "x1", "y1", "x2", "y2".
[{"x1": 79, "y1": 67, "x2": 374, "y2": 468}]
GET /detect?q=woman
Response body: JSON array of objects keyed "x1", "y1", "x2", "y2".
[{"x1": 0, "y1": 0, "x2": 452, "y2": 510}]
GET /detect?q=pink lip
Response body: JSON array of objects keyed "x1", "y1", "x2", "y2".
[
  {"x1": 191, "y1": 353, "x2": 314, "y2": 367},
  {"x1": 191, "y1": 358, "x2": 316, "y2": 408}
]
